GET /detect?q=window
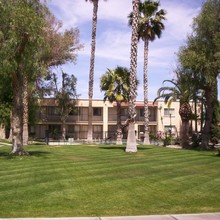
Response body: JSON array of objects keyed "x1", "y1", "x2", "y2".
[
  {"x1": 48, "y1": 124, "x2": 61, "y2": 132},
  {"x1": 68, "y1": 125, "x2": 75, "y2": 133},
  {"x1": 164, "y1": 125, "x2": 176, "y2": 134},
  {"x1": 93, "y1": 125, "x2": 102, "y2": 132},
  {"x1": 140, "y1": 108, "x2": 144, "y2": 117},
  {"x1": 93, "y1": 107, "x2": 102, "y2": 116},
  {"x1": 121, "y1": 108, "x2": 128, "y2": 116},
  {"x1": 140, "y1": 108, "x2": 151, "y2": 117},
  {"x1": 93, "y1": 125, "x2": 103, "y2": 138},
  {"x1": 164, "y1": 108, "x2": 175, "y2": 117}
]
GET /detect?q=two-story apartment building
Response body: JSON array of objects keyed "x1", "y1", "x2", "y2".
[{"x1": 32, "y1": 98, "x2": 200, "y2": 142}]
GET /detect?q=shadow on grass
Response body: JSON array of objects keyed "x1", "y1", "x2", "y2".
[
  {"x1": 28, "y1": 150, "x2": 51, "y2": 157},
  {"x1": 29, "y1": 143, "x2": 47, "y2": 146},
  {"x1": 0, "y1": 151, "x2": 11, "y2": 157},
  {"x1": 177, "y1": 146, "x2": 220, "y2": 158},
  {"x1": 0, "y1": 150, "x2": 51, "y2": 159},
  {"x1": 99, "y1": 146, "x2": 152, "y2": 151},
  {"x1": 99, "y1": 146, "x2": 126, "y2": 151}
]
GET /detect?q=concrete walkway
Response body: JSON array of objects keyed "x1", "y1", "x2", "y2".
[{"x1": 1, "y1": 213, "x2": 220, "y2": 220}]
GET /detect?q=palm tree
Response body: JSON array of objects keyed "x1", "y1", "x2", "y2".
[
  {"x1": 126, "y1": 0, "x2": 140, "y2": 153},
  {"x1": 85, "y1": 0, "x2": 107, "y2": 144},
  {"x1": 154, "y1": 77, "x2": 192, "y2": 148},
  {"x1": 129, "y1": 0, "x2": 166, "y2": 145},
  {"x1": 100, "y1": 66, "x2": 130, "y2": 144}
]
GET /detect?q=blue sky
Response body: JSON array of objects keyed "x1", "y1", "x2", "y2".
[{"x1": 45, "y1": 0, "x2": 216, "y2": 101}]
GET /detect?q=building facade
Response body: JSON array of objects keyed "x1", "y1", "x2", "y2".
[{"x1": 31, "y1": 98, "x2": 199, "y2": 141}]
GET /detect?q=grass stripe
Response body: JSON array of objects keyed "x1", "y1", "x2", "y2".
[{"x1": 0, "y1": 144, "x2": 219, "y2": 217}]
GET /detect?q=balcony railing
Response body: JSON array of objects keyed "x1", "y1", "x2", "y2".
[{"x1": 108, "y1": 114, "x2": 156, "y2": 122}]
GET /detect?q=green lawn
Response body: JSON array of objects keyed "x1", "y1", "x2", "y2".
[{"x1": 0, "y1": 144, "x2": 219, "y2": 217}]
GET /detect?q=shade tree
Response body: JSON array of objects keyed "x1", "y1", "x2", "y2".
[
  {"x1": 0, "y1": 0, "x2": 50, "y2": 155},
  {"x1": 177, "y1": 0, "x2": 220, "y2": 149}
]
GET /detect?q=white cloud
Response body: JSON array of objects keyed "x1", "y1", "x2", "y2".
[
  {"x1": 46, "y1": 0, "x2": 133, "y2": 29},
  {"x1": 162, "y1": 1, "x2": 201, "y2": 41}
]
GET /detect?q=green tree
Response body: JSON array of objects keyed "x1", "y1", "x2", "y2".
[
  {"x1": 86, "y1": 0, "x2": 107, "y2": 144},
  {"x1": 50, "y1": 70, "x2": 79, "y2": 140},
  {"x1": 100, "y1": 66, "x2": 130, "y2": 144},
  {"x1": 178, "y1": 0, "x2": 220, "y2": 149},
  {"x1": 22, "y1": 12, "x2": 83, "y2": 145},
  {"x1": 126, "y1": 0, "x2": 140, "y2": 153},
  {"x1": 210, "y1": 86, "x2": 220, "y2": 147},
  {"x1": 0, "y1": 74, "x2": 12, "y2": 138},
  {"x1": 129, "y1": 0, "x2": 166, "y2": 145},
  {"x1": 42, "y1": 12, "x2": 83, "y2": 67},
  {"x1": 154, "y1": 75, "x2": 192, "y2": 148},
  {"x1": 0, "y1": 0, "x2": 50, "y2": 155}
]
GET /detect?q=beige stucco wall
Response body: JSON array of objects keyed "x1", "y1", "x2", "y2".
[
  {"x1": 35, "y1": 98, "x2": 200, "y2": 140},
  {"x1": 157, "y1": 101, "x2": 181, "y2": 135},
  {"x1": 156, "y1": 100, "x2": 201, "y2": 136}
]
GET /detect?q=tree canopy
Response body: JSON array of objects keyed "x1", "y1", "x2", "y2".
[
  {"x1": 0, "y1": 0, "x2": 82, "y2": 154},
  {"x1": 175, "y1": 0, "x2": 220, "y2": 149}
]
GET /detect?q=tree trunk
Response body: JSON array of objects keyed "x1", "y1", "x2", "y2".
[
  {"x1": 87, "y1": 98, "x2": 93, "y2": 144},
  {"x1": 143, "y1": 39, "x2": 150, "y2": 145},
  {"x1": 179, "y1": 102, "x2": 192, "y2": 148},
  {"x1": 181, "y1": 119, "x2": 190, "y2": 148},
  {"x1": 23, "y1": 74, "x2": 29, "y2": 145},
  {"x1": 11, "y1": 74, "x2": 29, "y2": 155},
  {"x1": 61, "y1": 121, "x2": 66, "y2": 141},
  {"x1": 201, "y1": 87, "x2": 213, "y2": 149},
  {"x1": 194, "y1": 96, "x2": 198, "y2": 133},
  {"x1": 116, "y1": 101, "x2": 122, "y2": 145},
  {"x1": 126, "y1": 0, "x2": 139, "y2": 152},
  {"x1": 87, "y1": 0, "x2": 98, "y2": 144},
  {"x1": 200, "y1": 99, "x2": 204, "y2": 133},
  {"x1": 126, "y1": 122, "x2": 137, "y2": 152},
  {"x1": 8, "y1": 111, "x2": 13, "y2": 142},
  {"x1": 0, "y1": 124, "x2": 6, "y2": 139}
]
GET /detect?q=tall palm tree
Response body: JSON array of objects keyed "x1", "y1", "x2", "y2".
[
  {"x1": 129, "y1": 0, "x2": 166, "y2": 145},
  {"x1": 85, "y1": 0, "x2": 107, "y2": 144},
  {"x1": 154, "y1": 78, "x2": 192, "y2": 148},
  {"x1": 126, "y1": 0, "x2": 140, "y2": 153},
  {"x1": 100, "y1": 66, "x2": 130, "y2": 144}
]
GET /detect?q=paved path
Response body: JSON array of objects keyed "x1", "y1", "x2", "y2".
[{"x1": 1, "y1": 213, "x2": 220, "y2": 220}]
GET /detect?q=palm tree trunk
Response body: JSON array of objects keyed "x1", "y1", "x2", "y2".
[
  {"x1": 179, "y1": 102, "x2": 192, "y2": 148},
  {"x1": 181, "y1": 119, "x2": 190, "y2": 148},
  {"x1": 23, "y1": 74, "x2": 29, "y2": 145},
  {"x1": 116, "y1": 101, "x2": 122, "y2": 145},
  {"x1": 143, "y1": 39, "x2": 150, "y2": 145},
  {"x1": 87, "y1": 0, "x2": 99, "y2": 144},
  {"x1": 126, "y1": 0, "x2": 140, "y2": 152}
]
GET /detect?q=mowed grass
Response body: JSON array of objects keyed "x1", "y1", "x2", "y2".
[{"x1": 0, "y1": 144, "x2": 219, "y2": 217}]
